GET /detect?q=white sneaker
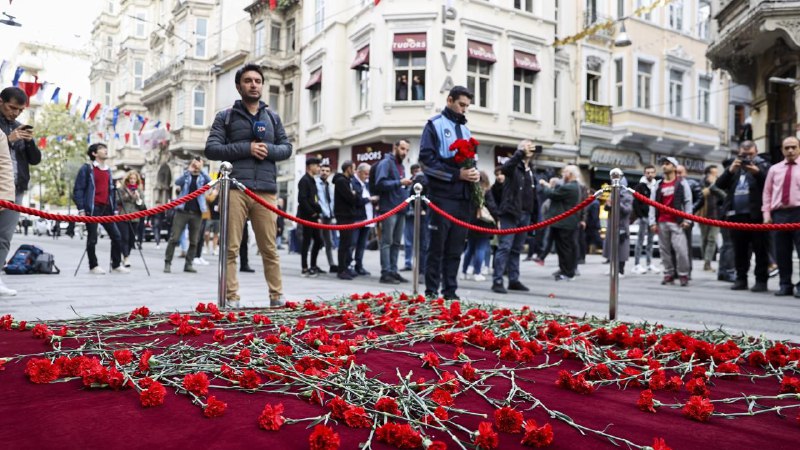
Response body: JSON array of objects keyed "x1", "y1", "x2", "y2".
[
  {"x1": 212, "y1": 249, "x2": 217, "y2": 256},
  {"x1": 481, "y1": 266, "x2": 490, "y2": 275},
  {"x1": 460, "y1": 272, "x2": 469, "y2": 280},
  {"x1": 619, "y1": 273, "x2": 626, "y2": 278},
  {"x1": 111, "y1": 266, "x2": 130, "y2": 274},
  {"x1": 473, "y1": 274, "x2": 486, "y2": 282},
  {"x1": 155, "y1": 244, "x2": 161, "y2": 250},
  {"x1": 0, "y1": 281, "x2": 17, "y2": 296},
  {"x1": 226, "y1": 299, "x2": 241, "y2": 309},
  {"x1": 193, "y1": 257, "x2": 209, "y2": 266},
  {"x1": 123, "y1": 256, "x2": 130, "y2": 268},
  {"x1": 647, "y1": 264, "x2": 662, "y2": 274},
  {"x1": 632, "y1": 265, "x2": 647, "y2": 275},
  {"x1": 89, "y1": 266, "x2": 106, "y2": 275}
]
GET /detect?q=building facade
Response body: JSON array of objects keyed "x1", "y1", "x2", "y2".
[{"x1": 707, "y1": 0, "x2": 800, "y2": 163}]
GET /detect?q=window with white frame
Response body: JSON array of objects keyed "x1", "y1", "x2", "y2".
[
  {"x1": 310, "y1": 86, "x2": 321, "y2": 125},
  {"x1": 585, "y1": 56, "x2": 602, "y2": 103},
  {"x1": 698, "y1": 2, "x2": 711, "y2": 40},
  {"x1": 512, "y1": 68, "x2": 534, "y2": 114},
  {"x1": 286, "y1": 19, "x2": 296, "y2": 54},
  {"x1": 637, "y1": 60, "x2": 653, "y2": 109},
  {"x1": 394, "y1": 52, "x2": 426, "y2": 102},
  {"x1": 315, "y1": 0, "x2": 325, "y2": 34},
  {"x1": 637, "y1": 0, "x2": 653, "y2": 21},
  {"x1": 669, "y1": 69, "x2": 684, "y2": 117},
  {"x1": 107, "y1": 0, "x2": 114, "y2": 14},
  {"x1": 698, "y1": 76, "x2": 711, "y2": 123},
  {"x1": 614, "y1": 58, "x2": 624, "y2": 108},
  {"x1": 254, "y1": 21, "x2": 265, "y2": 57},
  {"x1": 357, "y1": 68, "x2": 369, "y2": 111},
  {"x1": 193, "y1": 86, "x2": 205, "y2": 126},
  {"x1": 176, "y1": 89, "x2": 185, "y2": 129},
  {"x1": 554, "y1": 70, "x2": 560, "y2": 127},
  {"x1": 669, "y1": 0, "x2": 683, "y2": 31},
  {"x1": 104, "y1": 81, "x2": 112, "y2": 105},
  {"x1": 616, "y1": 0, "x2": 625, "y2": 18},
  {"x1": 178, "y1": 20, "x2": 188, "y2": 59},
  {"x1": 105, "y1": 36, "x2": 113, "y2": 60},
  {"x1": 586, "y1": 0, "x2": 598, "y2": 23},
  {"x1": 514, "y1": 0, "x2": 533, "y2": 13},
  {"x1": 135, "y1": 12, "x2": 146, "y2": 37},
  {"x1": 195, "y1": 18, "x2": 207, "y2": 58},
  {"x1": 284, "y1": 83, "x2": 294, "y2": 121},
  {"x1": 270, "y1": 22, "x2": 281, "y2": 53},
  {"x1": 269, "y1": 86, "x2": 280, "y2": 110},
  {"x1": 468, "y1": 58, "x2": 492, "y2": 108},
  {"x1": 133, "y1": 59, "x2": 144, "y2": 91}
]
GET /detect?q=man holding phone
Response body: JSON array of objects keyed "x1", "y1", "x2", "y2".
[{"x1": 0, "y1": 87, "x2": 42, "y2": 296}]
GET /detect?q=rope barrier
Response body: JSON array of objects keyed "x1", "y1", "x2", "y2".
[
  {"x1": 630, "y1": 189, "x2": 800, "y2": 231},
  {"x1": 426, "y1": 193, "x2": 599, "y2": 235},
  {"x1": 0, "y1": 182, "x2": 216, "y2": 224},
  {"x1": 239, "y1": 185, "x2": 410, "y2": 231}
]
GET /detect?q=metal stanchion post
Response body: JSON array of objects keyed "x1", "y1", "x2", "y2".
[
  {"x1": 217, "y1": 162, "x2": 233, "y2": 308},
  {"x1": 411, "y1": 183, "x2": 423, "y2": 296},
  {"x1": 608, "y1": 168, "x2": 623, "y2": 320}
]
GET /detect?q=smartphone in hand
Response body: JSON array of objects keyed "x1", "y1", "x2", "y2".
[{"x1": 19, "y1": 125, "x2": 33, "y2": 131}]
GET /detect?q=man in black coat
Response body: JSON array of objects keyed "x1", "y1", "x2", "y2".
[
  {"x1": 333, "y1": 161, "x2": 360, "y2": 280},
  {"x1": 297, "y1": 157, "x2": 324, "y2": 277},
  {"x1": 539, "y1": 165, "x2": 581, "y2": 280}
]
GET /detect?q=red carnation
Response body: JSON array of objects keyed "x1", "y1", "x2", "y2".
[
  {"x1": 258, "y1": 403, "x2": 285, "y2": 431},
  {"x1": 652, "y1": 437, "x2": 673, "y2": 450},
  {"x1": 462, "y1": 362, "x2": 478, "y2": 382},
  {"x1": 275, "y1": 344, "x2": 294, "y2": 357},
  {"x1": 474, "y1": 422, "x2": 499, "y2": 449},
  {"x1": 113, "y1": 349, "x2": 133, "y2": 365},
  {"x1": 238, "y1": 369, "x2": 261, "y2": 389},
  {"x1": 25, "y1": 358, "x2": 60, "y2": 384},
  {"x1": 183, "y1": 372, "x2": 210, "y2": 396},
  {"x1": 422, "y1": 352, "x2": 440, "y2": 368},
  {"x1": 139, "y1": 350, "x2": 154, "y2": 372},
  {"x1": 428, "y1": 441, "x2": 447, "y2": 450},
  {"x1": 376, "y1": 422, "x2": 423, "y2": 449},
  {"x1": 780, "y1": 376, "x2": 800, "y2": 394},
  {"x1": 107, "y1": 367, "x2": 126, "y2": 390},
  {"x1": 375, "y1": 397, "x2": 400, "y2": 415},
  {"x1": 637, "y1": 389, "x2": 657, "y2": 413},
  {"x1": 309, "y1": 424, "x2": 341, "y2": 450},
  {"x1": 665, "y1": 376, "x2": 683, "y2": 391},
  {"x1": 139, "y1": 378, "x2": 166, "y2": 407},
  {"x1": 343, "y1": 406, "x2": 372, "y2": 428},
  {"x1": 521, "y1": 420, "x2": 554, "y2": 448},
  {"x1": 328, "y1": 396, "x2": 351, "y2": 420},
  {"x1": 682, "y1": 395, "x2": 714, "y2": 422},
  {"x1": 18, "y1": 320, "x2": 27, "y2": 330},
  {"x1": 213, "y1": 329, "x2": 226, "y2": 343},
  {"x1": 686, "y1": 377, "x2": 710, "y2": 397},
  {"x1": 431, "y1": 388, "x2": 454, "y2": 406},
  {"x1": 748, "y1": 351, "x2": 767, "y2": 366},
  {"x1": 494, "y1": 406, "x2": 524, "y2": 433},
  {"x1": 203, "y1": 395, "x2": 227, "y2": 418}
]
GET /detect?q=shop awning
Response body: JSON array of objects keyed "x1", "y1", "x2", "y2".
[
  {"x1": 513, "y1": 50, "x2": 541, "y2": 72},
  {"x1": 467, "y1": 40, "x2": 496, "y2": 63},
  {"x1": 305, "y1": 70, "x2": 322, "y2": 89},
  {"x1": 392, "y1": 33, "x2": 427, "y2": 52},
  {"x1": 350, "y1": 46, "x2": 370, "y2": 69}
]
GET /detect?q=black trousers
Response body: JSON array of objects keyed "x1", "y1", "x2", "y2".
[
  {"x1": 301, "y1": 221, "x2": 324, "y2": 270},
  {"x1": 86, "y1": 204, "x2": 122, "y2": 269},
  {"x1": 118, "y1": 220, "x2": 138, "y2": 257},
  {"x1": 729, "y1": 215, "x2": 769, "y2": 283},
  {"x1": 551, "y1": 227, "x2": 577, "y2": 278},
  {"x1": 337, "y1": 221, "x2": 354, "y2": 275},
  {"x1": 425, "y1": 198, "x2": 472, "y2": 298},
  {"x1": 773, "y1": 207, "x2": 800, "y2": 290},
  {"x1": 240, "y1": 220, "x2": 249, "y2": 268}
]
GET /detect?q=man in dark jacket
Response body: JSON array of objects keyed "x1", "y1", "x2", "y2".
[
  {"x1": 714, "y1": 140, "x2": 771, "y2": 292},
  {"x1": 419, "y1": 86, "x2": 479, "y2": 300},
  {"x1": 350, "y1": 163, "x2": 374, "y2": 276},
  {"x1": 333, "y1": 161, "x2": 359, "y2": 280},
  {"x1": 374, "y1": 139, "x2": 412, "y2": 284},
  {"x1": 297, "y1": 157, "x2": 323, "y2": 277},
  {"x1": 0, "y1": 87, "x2": 41, "y2": 285},
  {"x1": 204, "y1": 64, "x2": 292, "y2": 308},
  {"x1": 491, "y1": 140, "x2": 536, "y2": 294},
  {"x1": 539, "y1": 165, "x2": 581, "y2": 280}
]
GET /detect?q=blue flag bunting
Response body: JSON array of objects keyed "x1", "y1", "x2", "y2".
[
  {"x1": 11, "y1": 67, "x2": 24, "y2": 87},
  {"x1": 51, "y1": 87, "x2": 60, "y2": 103},
  {"x1": 82, "y1": 100, "x2": 92, "y2": 120},
  {"x1": 112, "y1": 108, "x2": 119, "y2": 130},
  {"x1": 154, "y1": 121, "x2": 161, "y2": 129}
]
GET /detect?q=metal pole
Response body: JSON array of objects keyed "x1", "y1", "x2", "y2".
[
  {"x1": 217, "y1": 162, "x2": 233, "y2": 308},
  {"x1": 608, "y1": 168, "x2": 623, "y2": 320},
  {"x1": 411, "y1": 183, "x2": 423, "y2": 296}
]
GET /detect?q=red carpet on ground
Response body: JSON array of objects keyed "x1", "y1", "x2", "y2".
[{"x1": 0, "y1": 293, "x2": 798, "y2": 450}]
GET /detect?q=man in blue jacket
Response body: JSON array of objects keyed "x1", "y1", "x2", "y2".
[
  {"x1": 205, "y1": 64, "x2": 293, "y2": 308},
  {"x1": 164, "y1": 157, "x2": 210, "y2": 274},
  {"x1": 73, "y1": 143, "x2": 128, "y2": 274},
  {"x1": 419, "y1": 86, "x2": 480, "y2": 300},
  {"x1": 374, "y1": 139, "x2": 413, "y2": 284}
]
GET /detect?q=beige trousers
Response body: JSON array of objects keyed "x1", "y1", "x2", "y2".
[{"x1": 226, "y1": 190, "x2": 282, "y2": 301}]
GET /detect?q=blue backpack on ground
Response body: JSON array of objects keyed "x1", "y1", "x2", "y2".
[{"x1": 4, "y1": 244, "x2": 60, "y2": 275}]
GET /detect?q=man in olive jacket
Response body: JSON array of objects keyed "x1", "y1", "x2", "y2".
[
  {"x1": 205, "y1": 64, "x2": 292, "y2": 308},
  {"x1": 539, "y1": 165, "x2": 581, "y2": 280}
]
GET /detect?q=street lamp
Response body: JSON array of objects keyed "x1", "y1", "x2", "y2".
[
  {"x1": 615, "y1": 22, "x2": 632, "y2": 47},
  {"x1": 768, "y1": 77, "x2": 800, "y2": 86}
]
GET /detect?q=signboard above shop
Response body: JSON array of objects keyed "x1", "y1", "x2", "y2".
[
  {"x1": 590, "y1": 149, "x2": 641, "y2": 168},
  {"x1": 351, "y1": 143, "x2": 393, "y2": 166}
]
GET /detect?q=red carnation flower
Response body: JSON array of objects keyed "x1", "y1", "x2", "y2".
[
  {"x1": 113, "y1": 349, "x2": 133, "y2": 365},
  {"x1": 107, "y1": 367, "x2": 125, "y2": 390},
  {"x1": 780, "y1": 377, "x2": 800, "y2": 394},
  {"x1": 139, "y1": 350, "x2": 154, "y2": 372},
  {"x1": 682, "y1": 395, "x2": 714, "y2": 422},
  {"x1": 25, "y1": 358, "x2": 60, "y2": 384},
  {"x1": 213, "y1": 329, "x2": 226, "y2": 343},
  {"x1": 715, "y1": 362, "x2": 740, "y2": 376},
  {"x1": 203, "y1": 395, "x2": 227, "y2": 418},
  {"x1": 309, "y1": 424, "x2": 341, "y2": 450},
  {"x1": 376, "y1": 422, "x2": 423, "y2": 449},
  {"x1": 139, "y1": 379, "x2": 166, "y2": 407},
  {"x1": 422, "y1": 352, "x2": 440, "y2": 368},
  {"x1": 183, "y1": 372, "x2": 210, "y2": 396},
  {"x1": 652, "y1": 437, "x2": 672, "y2": 450},
  {"x1": 18, "y1": 320, "x2": 27, "y2": 330},
  {"x1": 431, "y1": 388, "x2": 454, "y2": 406},
  {"x1": 462, "y1": 362, "x2": 478, "y2": 382},
  {"x1": 665, "y1": 376, "x2": 683, "y2": 391},
  {"x1": 521, "y1": 420, "x2": 554, "y2": 448},
  {"x1": 637, "y1": 389, "x2": 657, "y2": 413},
  {"x1": 258, "y1": 403, "x2": 285, "y2": 431},
  {"x1": 238, "y1": 369, "x2": 261, "y2": 389},
  {"x1": 275, "y1": 344, "x2": 294, "y2": 357},
  {"x1": 494, "y1": 406, "x2": 524, "y2": 433},
  {"x1": 434, "y1": 406, "x2": 449, "y2": 421},
  {"x1": 343, "y1": 406, "x2": 372, "y2": 428},
  {"x1": 473, "y1": 422, "x2": 499, "y2": 449},
  {"x1": 686, "y1": 377, "x2": 710, "y2": 397},
  {"x1": 375, "y1": 397, "x2": 400, "y2": 415},
  {"x1": 748, "y1": 351, "x2": 767, "y2": 366},
  {"x1": 428, "y1": 441, "x2": 447, "y2": 450}
]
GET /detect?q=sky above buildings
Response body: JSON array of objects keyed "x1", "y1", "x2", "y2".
[{"x1": 1, "y1": 0, "x2": 104, "y2": 53}]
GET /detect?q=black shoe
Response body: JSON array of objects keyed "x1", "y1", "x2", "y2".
[
  {"x1": 329, "y1": 265, "x2": 339, "y2": 273},
  {"x1": 491, "y1": 283, "x2": 507, "y2": 294},
  {"x1": 356, "y1": 268, "x2": 370, "y2": 276},
  {"x1": 717, "y1": 274, "x2": 736, "y2": 282},
  {"x1": 555, "y1": 274, "x2": 575, "y2": 281},
  {"x1": 380, "y1": 274, "x2": 400, "y2": 284},
  {"x1": 750, "y1": 282, "x2": 768, "y2": 293},
  {"x1": 184, "y1": 265, "x2": 197, "y2": 273},
  {"x1": 775, "y1": 286, "x2": 794, "y2": 296},
  {"x1": 730, "y1": 280, "x2": 748, "y2": 290},
  {"x1": 400, "y1": 266, "x2": 412, "y2": 271},
  {"x1": 311, "y1": 266, "x2": 324, "y2": 276},
  {"x1": 393, "y1": 273, "x2": 409, "y2": 283},
  {"x1": 443, "y1": 294, "x2": 460, "y2": 301},
  {"x1": 240, "y1": 266, "x2": 255, "y2": 273},
  {"x1": 507, "y1": 281, "x2": 530, "y2": 292},
  {"x1": 348, "y1": 268, "x2": 358, "y2": 277},
  {"x1": 337, "y1": 271, "x2": 353, "y2": 280}
]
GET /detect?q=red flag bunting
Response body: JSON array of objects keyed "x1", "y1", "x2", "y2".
[
  {"x1": 374, "y1": 0, "x2": 380, "y2": 4},
  {"x1": 88, "y1": 103, "x2": 102, "y2": 121},
  {"x1": 139, "y1": 117, "x2": 149, "y2": 135},
  {"x1": 124, "y1": 132, "x2": 131, "y2": 144},
  {"x1": 38, "y1": 137, "x2": 47, "y2": 149},
  {"x1": 166, "y1": 122, "x2": 171, "y2": 131},
  {"x1": 17, "y1": 82, "x2": 41, "y2": 106},
  {"x1": 66, "y1": 92, "x2": 72, "y2": 110},
  {"x1": 269, "y1": 0, "x2": 277, "y2": 10}
]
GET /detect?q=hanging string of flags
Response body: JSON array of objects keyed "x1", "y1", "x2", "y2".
[
  {"x1": 0, "y1": 62, "x2": 171, "y2": 148},
  {"x1": 552, "y1": 0, "x2": 674, "y2": 47}
]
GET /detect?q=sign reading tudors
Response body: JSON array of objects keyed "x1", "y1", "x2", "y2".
[
  {"x1": 513, "y1": 50, "x2": 541, "y2": 72},
  {"x1": 590, "y1": 149, "x2": 641, "y2": 168},
  {"x1": 467, "y1": 40, "x2": 496, "y2": 63},
  {"x1": 351, "y1": 143, "x2": 393, "y2": 166},
  {"x1": 392, "y1": 34, "x2": 427, "y2": 52}
]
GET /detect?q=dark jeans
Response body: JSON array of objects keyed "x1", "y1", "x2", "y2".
[
  {"x1": 118, "y1": 220, "x2": 138, "y2": 257},
  {"x1": 551, "y1": 227, "x2": 577, "y2": 278},
  {"x1": 152, "y1": 217, "x2": 162, "y2": 245},
  {"x1": 301, "y1": 221, "x2": 324, "y2": 270},
  {"x1": 165, "y1": 210, "x2": 202, "y2": 266},
  {"x1": 404, "y1": 214, "x2": 414, "y2": 269},
  {"x1": 773, "y1": 207, "x2": 800, "y2": 290},
  {"x1": 380, "y1": 214, "x2": 405, "y2": 276},
  {"x1": 462, "y1": 236, "x2": 490, "y2": 274},
  {"x1": 493, "y1": 212, "x2": 530, "y2": 285},
  {"x1": 717, "y1": 227, "x2": 735, "y2": 278},
  {"x1": 320, "y1": 217, "x2": 336, "y2": 268},
  {"x1": 337, "y1": 221, "x2": 354, "y2": 274},
  {"x1": 351, "y1": 225, "x2": 370, "y2": 270},
  {"x1": 729, "y1": 215, "x2": 769, "y2": 283},
  {"x1": 86, "y1": 204, "x2": 122, "y2": 269},
  {"x1": 240, "y1": 220, "x2": 249, "y2": 268},
  {"x1": 425, "y1": 198, "x2": 472, "y2": 298}
]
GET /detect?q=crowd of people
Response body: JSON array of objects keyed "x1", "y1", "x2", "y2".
[{"x1": 2, "y1": 66, "x2": 799, "y2": 305}]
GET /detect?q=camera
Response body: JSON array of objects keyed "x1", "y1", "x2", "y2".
[
  {"x1": 740, "y1": 157, "x2": 754, "y2": 166},
  {"x1": 534, "y1": 145, "x2": 543, "y2": 154}
]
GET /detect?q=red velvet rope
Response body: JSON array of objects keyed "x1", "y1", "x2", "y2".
[
  {"x1": 241, "y1": 187, "x2": 410, "y2": 231},
  {"x1": 630, "y1": 190, "x2": 800, "y2": 231},
  {"x1": 426, "y1": 194, "x2": 598, "y2": 235},
  {"x1": 0, "y1": 184, "x2": 214, "y2": 224}
]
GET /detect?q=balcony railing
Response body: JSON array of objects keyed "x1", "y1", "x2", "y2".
[{"x1": 584, "y1": 102, "x2": 612, "y2": 127}]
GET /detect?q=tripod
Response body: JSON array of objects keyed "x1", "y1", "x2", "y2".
[{"x1": 116, "y1": 187, "x2": 151, "y2": 276}]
